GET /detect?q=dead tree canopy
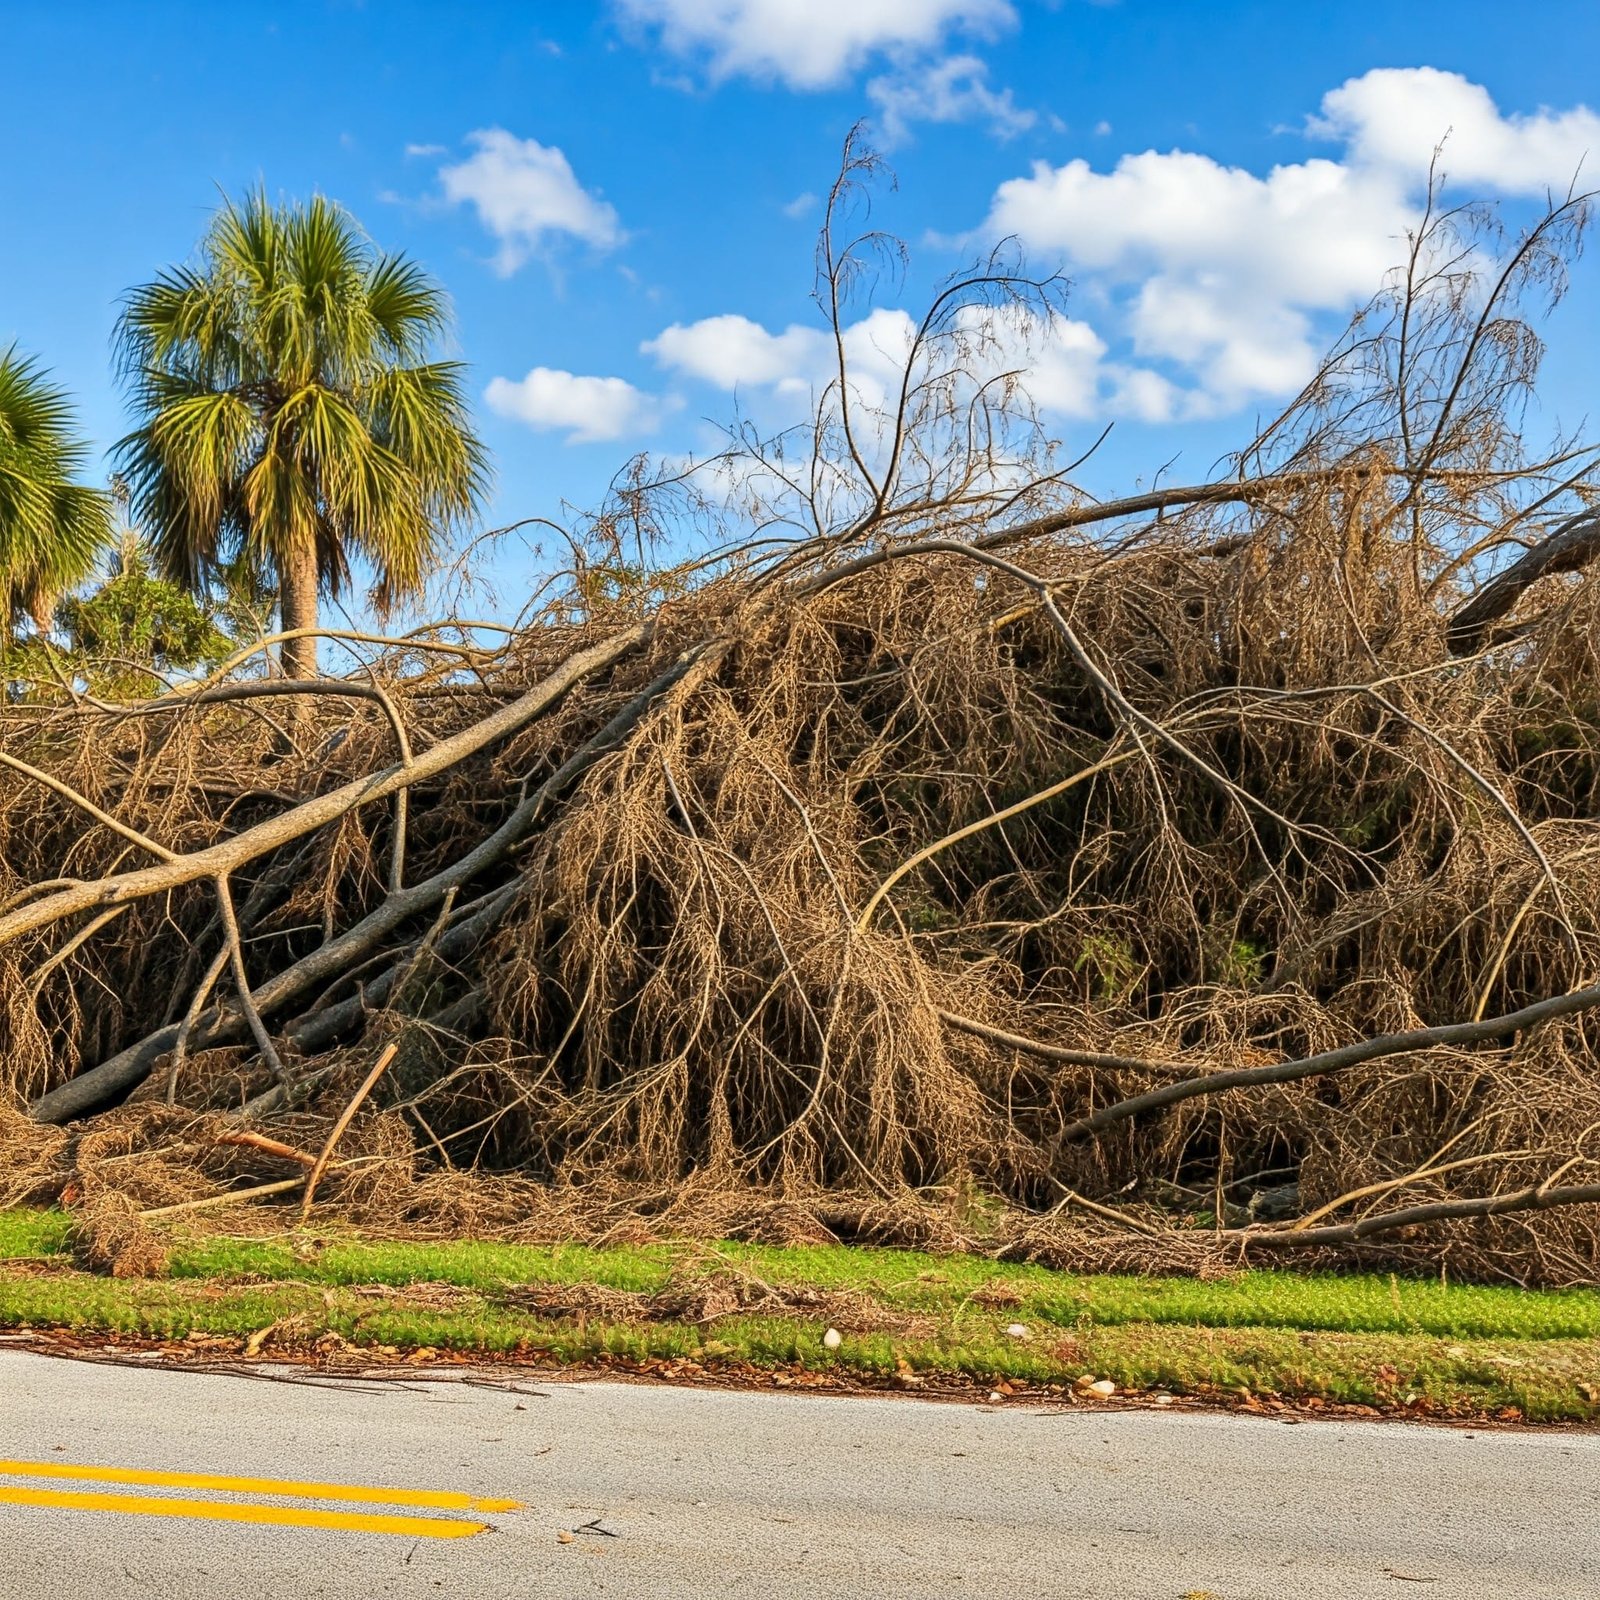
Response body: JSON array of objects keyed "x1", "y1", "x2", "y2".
[{"x1": 6, "y1": 156, "x2": 1600, "y2": 1287}]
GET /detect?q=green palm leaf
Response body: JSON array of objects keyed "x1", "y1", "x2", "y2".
[
  {"x1": 0, "y1": 347, "x2": 112, "y2": 624},
  {"x1": 115, "y1": 190, "x2": 489, "y2": 676}
]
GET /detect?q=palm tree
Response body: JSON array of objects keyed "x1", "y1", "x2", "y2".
[
  {"x1": 0, "y1": 347, "x2": 111, "y2": 625},
  {"x1": 115, "y1": 191, "x2": 487, "y2": 679}
]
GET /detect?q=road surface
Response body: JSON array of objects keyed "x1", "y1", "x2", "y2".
[{"x1": 1, "y1": 1347, "x2": 1594, "y2": 1598}]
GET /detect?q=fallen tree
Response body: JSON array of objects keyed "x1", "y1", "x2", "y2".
[{"x1": 6, "y1": 152, "x2": 1600, "y2": 1285}]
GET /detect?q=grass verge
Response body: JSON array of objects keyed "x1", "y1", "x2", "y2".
[{"x1": 3, "y1": 1207, "x2": 1598, "y2": 1422}]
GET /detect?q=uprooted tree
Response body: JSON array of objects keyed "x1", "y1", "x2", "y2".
[{"x1": 6, "y1": 148, "x2": 1600, "y2": 1286}]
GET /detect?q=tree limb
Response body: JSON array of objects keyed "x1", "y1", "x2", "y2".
[
  {"x1": 1059, "y1": 978, "x2": 1600, "y2": 1142},
  {"x1": 0, "y1": 622, "x2": 648, "y2": 952},
  {"x1": 1445, "y1": 507, "x2": 1600, "y2": 654},
  {"x1": 1230, "y1": 1176, "x2": 1600, "y2": 1247}
]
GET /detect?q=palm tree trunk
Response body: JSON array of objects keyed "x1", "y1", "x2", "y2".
[{"x1": 278, "y1": 546, "x2": 320, "y2": 680}]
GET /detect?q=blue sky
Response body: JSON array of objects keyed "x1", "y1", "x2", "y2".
[{"x1": 4, "y1": 0, "x2": 1599, "y2": 602}]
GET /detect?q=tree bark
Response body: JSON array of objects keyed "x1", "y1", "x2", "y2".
[
  {"x1": 278, "y1": 543, "x2": 321, "y2": 680},
  {"x1": 1445, "y1": 508, "x2": 1600, "y2": 654}
]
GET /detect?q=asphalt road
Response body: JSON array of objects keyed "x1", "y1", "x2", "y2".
[{"x1": 1, "y1": 1347, "x2": 1595, "y2": 1599}]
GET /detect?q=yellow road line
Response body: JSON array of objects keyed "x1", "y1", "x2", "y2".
[
  {"x1": 0, "y1": 1458, "x2": 518, "y2": 1513},
  {"x1": 0, "y1": 1483, "x2": 488, "y2": 1538}
]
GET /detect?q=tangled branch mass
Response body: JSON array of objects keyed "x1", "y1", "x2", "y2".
[{"x1": 7, "y1": 162, "x2": 1600, "y2": 1287}]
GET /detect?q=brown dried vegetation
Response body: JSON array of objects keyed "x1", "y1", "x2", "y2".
[{"x1": 5, "y1": 154, "x2": 1600, "y2": 1283}]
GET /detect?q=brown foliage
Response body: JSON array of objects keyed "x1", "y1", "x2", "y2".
[
  {"x1": 69, "y1": 1192, "x2": 168, "y2": 1278},
  {"x1": 5, "y1": 163, "x2": 1600, "y2": 1283}
]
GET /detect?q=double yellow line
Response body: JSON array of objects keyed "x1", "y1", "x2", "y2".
[{"x1": 0, "y1": 1458, "x2": 519, "y2": 1539}]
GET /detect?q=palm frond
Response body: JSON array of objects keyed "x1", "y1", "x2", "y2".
[
  {"x1": 114, "y1": 191, "x2": 486, "y2": 623},
  {"x1": 0, "y1": 347, "x2": 112, "y2": 623}
]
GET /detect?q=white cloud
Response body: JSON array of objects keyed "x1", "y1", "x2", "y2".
[
  {"x1": 976, "y1": 68, "x2": 1600, "y2": 417},
  {"x1": 782, "y1": 191, "x2": 819, "y2": 219},
  {"x1": 405, "y1": 142, "x2": 447, "y2": 158},
  {"x1": 485, "y1": 368, "x2": 667, "y2": 444},
  {"x1": 988, "y1": 150, "x2": 1410, "y2": 308},
  {"x1": 1311, "y1": 67, "x2": 1600, "y2": 195},
  {"x1": 645, "y1": 313, "x2": 829, "y2": 393},
  {"x1": 616, "y1": 0, "x2": 1015, "y2": 90},
  {"x1": 1129, "y1": 280, "x2": 1323, "y2": 410},
  {"x1": 645, "y1": 307, "x2": 924, "y2": 409},
  {"x1": 1106, "y1": 366, "x2": 1180, "y2": 425},
  {"x1": 867, "y1": 53, "x2": 1035, "y2": 147},
  {"x1": 439, "y1": 130, "x2": 621, "y2": 274},
  {"x1": 987, "y1": 147, "x2": 1418, "y2": 410},
  {"x1": 646, "y1": 304, "x2": 1116, "y2": 421},
  {"x1": 1004, "y1": 312, "x2": 1107, "y2": 418}
]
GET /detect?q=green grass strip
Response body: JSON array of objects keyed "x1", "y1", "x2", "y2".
[
  {"x1": 7, "y1": 1207, "x2": 1600, "y2": 1340},
  {"x1": 6, "y1": 1205, "x2": 1600, "y2": 1420},
  {"x1": 2, "y1": 1268, "x2": 1597, "y2": 1422}
]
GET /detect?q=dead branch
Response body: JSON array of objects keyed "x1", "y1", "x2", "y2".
[
  {"x1": 213, "y1": 874, "x2": 287, "y2": 1085},
  {"x1": 1445, "y1": 506, "x2": 1600, "y2": 652},
  {"x1": 212, "y1": 1129, "x2": 321, "y2": 1168},
  {"x1": 299, "y1": 1041, "x2": 399, "y2": 1217},
  {"x1": 1233, "y1": 1176, "x2": 1600, "y2": 1248},
  {"x1": 0, "y1": 621, "x2": 649, "y2": 950},
  {"x1": 1059, "y1": 980, "x2": 1600, "y2": 1142},
  {"x1": 936, "y1": 1010, "x2": 1182, "y2": 1074}
]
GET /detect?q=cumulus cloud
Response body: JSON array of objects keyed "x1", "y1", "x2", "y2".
[
  {"x1": 984, "y1": 149, "x2": 1409, "y2": 406},
  {"x1": 867, "y1": 53, "x2": 1035, "y2": 147},
  {"x1": 1007, "y1": 313, "x2": 1108, "y2": 418},
  {"x1": 646, "y1": 304, "x2": 1117, "y2": 421},
  {"x1": 618, "y1": 1, "x2": 1033, "y2": 144},
  {"x1": 1105, "y1": 366, "x2": 1181, "y2": 425},
  {"x1": 645, "y1": 313, "x2": 831, "y2": 394},
  {"x1": 987, "y1": 151, "x2": 1411, "y2": 309},
  {"x1": 1311, "y1": 66, "x2": 1600, "y2": 194},
  {"x1": 977, "y1": 68, "x2": 1600, "y2": 414},
  {"x1": 440, "y1": 130, "x2": 621, "y2": 274},
  {"x1": 647, "y1": 307, "x2": 936, "y2": 412},
  {"x1": 615, "y1": 0, "x2": 1014, "y2": 90},
  {"x1": 485, "y1": 368, "x2": 666, "y2": 444}
]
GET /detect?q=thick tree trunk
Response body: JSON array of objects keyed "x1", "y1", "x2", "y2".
[{"x1": 278, "y1": 544, "x2": 321, "y2": 680}]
